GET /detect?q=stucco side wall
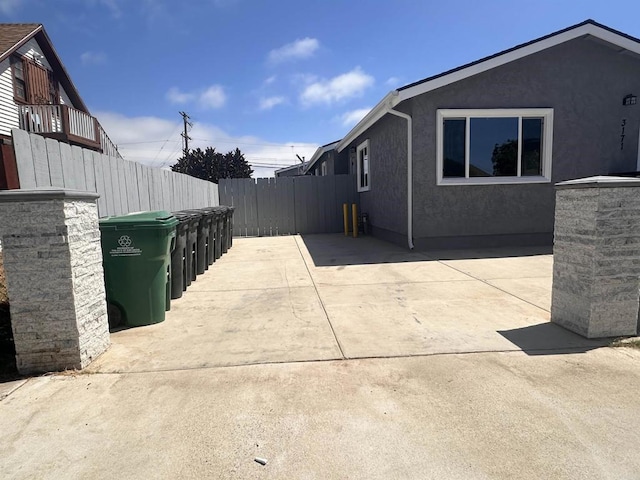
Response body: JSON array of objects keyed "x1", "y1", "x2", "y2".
[
  {"x1": 408, "y1": 36, "x2": 640, "y2": 242},
  {"x1": 348, "y1": 113, "x2": 408, "y2": 236}
]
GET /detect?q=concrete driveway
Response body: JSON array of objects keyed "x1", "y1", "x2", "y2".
[
  {"x1": 87, "y1": 234, "x2": 603, "y2": 373},
  {"x1": 2, "y1": 234, "x2": 640, "y2": 479}
]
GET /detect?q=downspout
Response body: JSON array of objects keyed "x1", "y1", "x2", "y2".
[{"x1": 386, "y1": 99, "x2": 414, "y2": 250}]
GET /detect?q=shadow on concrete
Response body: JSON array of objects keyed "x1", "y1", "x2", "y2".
[
  {"x1": 424, "y1": 245, "x2": 553, "y2": 261},
  {"x1": 300, "y1": 234, "x2": 428, "y2": 267},
  {"x1": 300, "y1": 233, "x2": 552, "y2": 267},
  {"x1": 498, "y1": 322, "x2": 610, "y2": 355}
]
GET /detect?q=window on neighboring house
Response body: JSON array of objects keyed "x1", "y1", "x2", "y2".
[
  {"x1": 10, "y1": 56, "x2": 26, "y2": 101},
  {"x1": 10, "y1": 55, "x2": 59, "y2": 105},
  {"x1": 321, "y1": 161, "x2": 327, "y2": 176},
  {"x1": 357, "y1": 140, "x2": 370, "y2": 192},
  {"x1": 436, "y1": 109, "x2": 553, "y2": 185}
]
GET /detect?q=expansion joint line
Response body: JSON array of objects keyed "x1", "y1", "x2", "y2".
[{"x1": 294, "y1": 236, "x2": 346, "y2": 359}]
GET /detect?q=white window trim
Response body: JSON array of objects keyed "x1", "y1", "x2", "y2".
[
  {"x1": 321, "y1": 161, "x2": 328, "y2": 176},
  {"x1": 436, "y1": 108, "x2": 554, "y2": 186},
  {"x1": 357, "y1": 139, "x2": 370, "y2": 192}
]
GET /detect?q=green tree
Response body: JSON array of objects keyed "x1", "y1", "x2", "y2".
[{"x1": 171, "y1": 147, "x2": 253, "y2": 183}]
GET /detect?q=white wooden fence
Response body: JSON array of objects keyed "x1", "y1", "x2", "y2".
[{"x1": 11, "y1": 129, "x2": 218, "y2": 217}]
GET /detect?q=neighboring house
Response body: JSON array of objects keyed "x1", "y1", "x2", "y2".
[
  {"x1": 0, "y1": 24, "x2": 118, "y2": 158},
  {"x1": 275, "y1": 161, "x2": 308, "y2": 177},
  {"x1": 336, "y1": 19, "x2": 640, "y2": 250},
  {"x1": 303, "y1": 140, "x2": 349, "y2": 176}
]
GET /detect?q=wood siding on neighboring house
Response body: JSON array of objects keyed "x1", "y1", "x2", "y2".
[
  {"x1": 0, "y1": 58, "x2": 18, "y2": 137},
  {"x1": 0, "y1": 37, "x2": 74, "y2": 137}
]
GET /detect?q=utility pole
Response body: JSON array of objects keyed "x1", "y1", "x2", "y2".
[{"x1": 179, "y1": 111, "x2": 192, "y2": 157}]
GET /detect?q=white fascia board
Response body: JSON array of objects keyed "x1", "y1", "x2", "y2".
[
  {"x1": 397, "y1": 24, "x2": 640, "y2": 103},
  {"x1": 303, "y1": 146, "x2": 324, "y2": 174},
  {"x1": 337, "y1": 92, "x2": 397, "y2": 152},
  {"x1": 303, "y1": 140, "x2": 341, "y2": 174}
]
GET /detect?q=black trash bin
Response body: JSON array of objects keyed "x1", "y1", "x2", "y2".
[
  {"x1": 170, "y1": 212, "x2": 192, "y2": 300},
  {"x1": 226, "y1": 206, "x2": 235, "y2": 249},
  {"x1": 184, "y1": 209, "x2": 213, "y2": 275},
  {"x1": 202, "y1": 207, "x2": 220, "y2": 265},
  {"x1": 173, "y1": 210, "x2": 199, "y2": 286},
  {"x1": 213, "y1": 206, "x2": 230, "y2": 254},
  {"x1": 212, "y1": 206, "x2": 228, "y2": 258}
]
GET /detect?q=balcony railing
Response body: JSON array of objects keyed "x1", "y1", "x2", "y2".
[{"x1": 17, "y1": 104, "x2": 120, "y2": 157}]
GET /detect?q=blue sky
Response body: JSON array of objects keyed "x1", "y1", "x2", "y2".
[{"x1": 2, "y1": 0, "x2": 639, "y2": 176}]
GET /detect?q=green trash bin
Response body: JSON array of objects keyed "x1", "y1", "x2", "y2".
[{"x1": 99, "y1": 211, "x2": 178, "y2": 327}]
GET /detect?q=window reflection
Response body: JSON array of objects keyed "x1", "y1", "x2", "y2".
[
  {"x1": 443, "y1": 119, "x2": 465, "y2": 177},
  {"x1": 470, "y1": 117, "x2": 518, "y2": 177}
]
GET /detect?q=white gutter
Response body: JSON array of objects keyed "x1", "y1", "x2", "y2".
[
  {"x1": 337, "y1": 91, "x2": 397, "y2": 152},
  {"x1": 386, "y1": 97, "x2": 414, "y2": 250}
]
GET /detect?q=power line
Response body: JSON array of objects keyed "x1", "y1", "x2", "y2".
[
  {"x1": 118, "y1": 138, "x2": 314, "y2": 149},
  {"x1": 149, "y1": 123, "x2": 182, "y2": 166}
]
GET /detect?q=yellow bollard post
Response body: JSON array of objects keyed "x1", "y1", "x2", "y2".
[
  {"x1": 352, "y1": 203, "x2": 358, "y2": 238},
  {"x1": 343, "y1": 203, "x2": 349, "y2": 236}
]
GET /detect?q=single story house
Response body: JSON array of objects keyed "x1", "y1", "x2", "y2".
[
  {"x1": 274, "y1": 161, "x2": 308, "y2": 177},
  {"x1": 303, "y1": 140, "x2": 348, "y2": 176},
  {"x1": 336, "y1": 19, "x2": 640, "y2": 249}
]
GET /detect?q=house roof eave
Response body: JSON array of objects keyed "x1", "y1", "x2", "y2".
[
  {"x1": 396, "y1": 20, "x2": 640, "y2": 103},
  {"x1": 0, "y1": 23, "x2": 42, "y2": 63},
  {"x1": 337, "y1": 19, "x2": 640, "y2": 147},
  {"x1": 302, "y1": 139, "x2": 341, "y2": 174},
  {"x1": 336, "y1": 91, "x2": 397, "y2": 152},
  {"x1": 0, "y1": 24, "x2": 89, "y2": 113}
]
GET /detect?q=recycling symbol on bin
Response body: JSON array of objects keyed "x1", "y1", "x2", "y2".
[{"x1": 118, "y1": 235, "x2": 132, "y2": 248}]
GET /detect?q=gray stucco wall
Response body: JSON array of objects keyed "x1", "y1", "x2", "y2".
[
  {"x1": 349, "y1": 114, "x2": 408, "y2": 239},
  {"x1": 342, "y1": 35, "x2": 640, "y2": 248},
  {"x1": 308, "y1": 149, "x2": 350, "y2": 176}
]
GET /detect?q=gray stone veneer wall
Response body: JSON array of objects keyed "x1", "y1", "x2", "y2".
[
  {"x1": 551, "y1": 176, "x2": 640, "y2": 338},
  {"x1": 0, "y1": 189, "x2": 110, "y2": 374}
]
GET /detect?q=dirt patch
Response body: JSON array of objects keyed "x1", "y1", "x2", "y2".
[{"x1": 0, "y1": 252, "x2": 17, "y2": 378}]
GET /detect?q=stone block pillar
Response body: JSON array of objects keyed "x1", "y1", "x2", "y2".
[
  {"x1": 0, "y1": 189, "x2": 109, "y2": 374},
  {"x1": 551, "y1": 176, "x2": 640, "y2": 338}
]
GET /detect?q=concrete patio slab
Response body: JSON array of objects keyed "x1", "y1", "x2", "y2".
[
  {"x1": 0, "y1": 378, "x2": 26, "y2": 401},
  {"x1": 487, "y1": 276, "x2": 553, "y2": 311},
  {"x1": 306, "y1": 259, "x2": 473, "y2": 286},
  {"x1": 2, "y1": 348, "x2": 640, "y2": 479},
  {"x1": 186, "y1": 257, "x2": 313, "y2": 292},
  {"x1": 87, "y1": 234, "x2": 605, "y2": 373},
  {"x1": 437, "y1": 254, "x2": 554, "y2": 281},
  {"x1": 319, "y1": 279, "x2": 595, "y2": 358},
  {"x1": 89, "y1": 284, "x2": 342, "y2": 373}
]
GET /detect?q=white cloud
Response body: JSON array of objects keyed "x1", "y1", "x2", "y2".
[
  {"x1": 300, "y1": 67, "x2": 374, "y2": 106},
  {"x1": 199, "y1": 85, "x2": 226, "y2": 109},
  {"x1": 165, "y1": 85, "x2": 226, "y2": 109},
  {"x1": 165, "y1": 87, "x2": 196, "y2": 104},
  {"x1": 80, "y1": 51, "x2": 107, "y2": 65},
  {"x1": 0, "y1": 0, "x2": 21, "y2": 14},
  {"x1": 338, "y1": 107, "x2": 372, "y2": 127},
  {"x1": 385, "y1": 76, "x2": 401, "y2": 87},
  {"x1": 259, "y1": 96, "x2": 286, "y2": 111},
  {"x1": 94, "y1": 111, "x2": 318, "y2": 178},
  {"x1": 268, "y1": 37, "x2": 319, "y2": 64},
  {"x1": 264, "y1": 75, "x2": 277, "y2": 85}
]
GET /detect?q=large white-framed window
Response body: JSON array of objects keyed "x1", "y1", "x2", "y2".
[
  {"x1": 436, "y1": 108, "x2": 553, "y2": 186},
  {"x1": 321, "y1": 161, "x2": 328, "y2": 176},
  {"x1": 357, "y1": 139, "x2": 370, "y2": 192}
]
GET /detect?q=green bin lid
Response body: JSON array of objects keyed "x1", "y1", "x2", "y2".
[{"x1": 99, "y1": 210, "x2": 178, "y2": 229}]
